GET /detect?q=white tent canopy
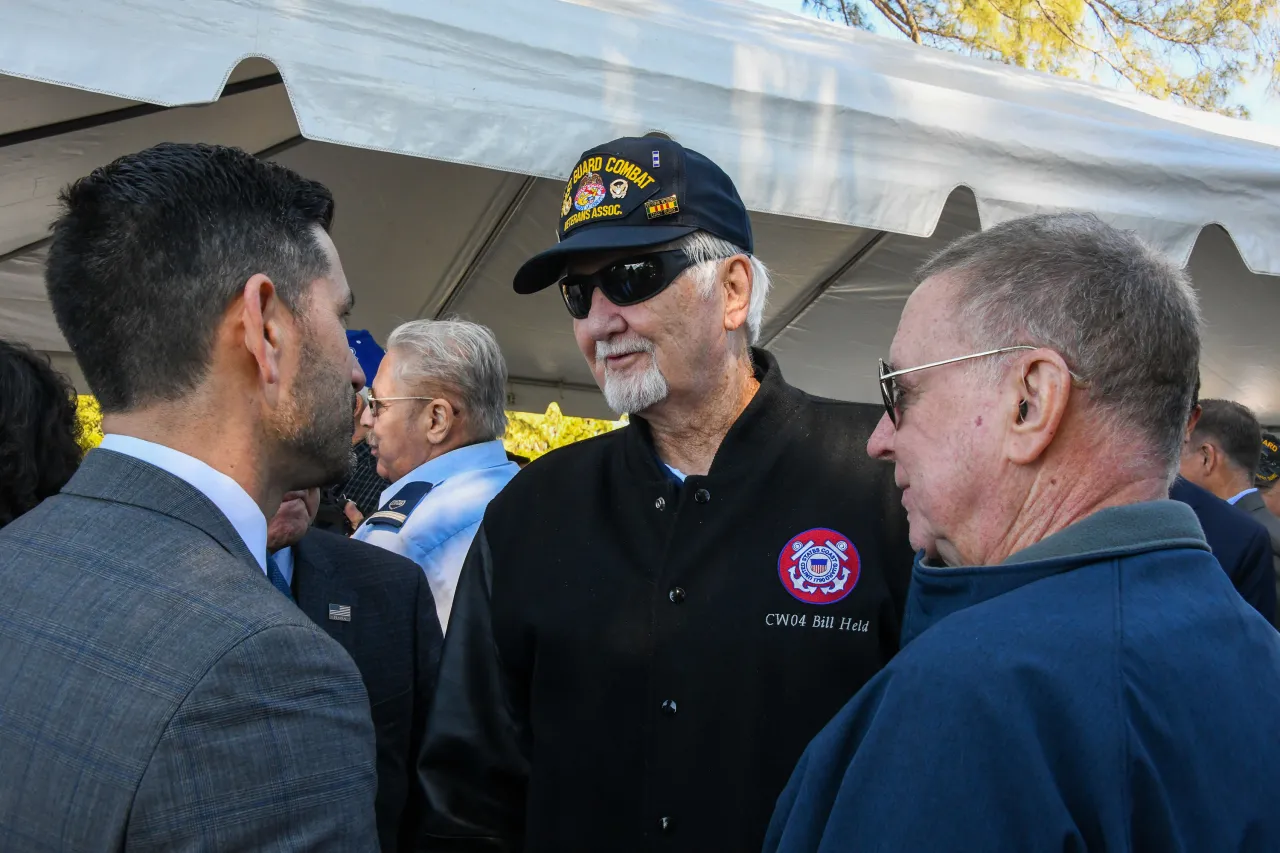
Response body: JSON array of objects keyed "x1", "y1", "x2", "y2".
[{"x1": 3, "y1": 0, "x2": 1279, "y2": 420}]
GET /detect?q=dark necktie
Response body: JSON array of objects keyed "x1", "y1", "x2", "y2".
[{"x1": 266, "y1": 553, "x2": 293, "y2": 601}]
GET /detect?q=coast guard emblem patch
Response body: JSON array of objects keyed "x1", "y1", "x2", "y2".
[
  {"x1": 573, "y1": 172, "x2": 607, "y2": 211},
  {"x1": 778, "y1": 528, "x2": 859, "y2": 605}
]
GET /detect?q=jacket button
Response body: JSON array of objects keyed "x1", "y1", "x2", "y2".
[
  {"x1": 659, "y1": 816, "x2": 674, "y2": 833},
  {"x1": 661, "y1": 699, "x2": 677, "y2": 714},
  {"x1": 654, "y1": 497, "x2": 665, "y2": 510},
  {"x1": 668, "y1": 586, "x2": 686, "y2": 604},
  {"x1": 694, "y1": 488, "x2": 710, "y2": 503}
]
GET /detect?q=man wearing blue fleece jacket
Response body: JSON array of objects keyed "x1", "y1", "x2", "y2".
[{"x1": 765, "y1": 213, "x2": 1280, "y2": 852}]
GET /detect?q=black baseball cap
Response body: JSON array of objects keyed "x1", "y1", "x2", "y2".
[
  {"x1": 1257, "y1": 432, "x2": 1279, "y2": 487},
  {"x1": 513, "y1": 135, "x2": 754, "y2": 294}
]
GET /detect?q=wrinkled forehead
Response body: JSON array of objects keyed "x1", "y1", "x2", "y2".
[{"x1": 889, "y1": 272, "x2": 966, "y2": 367}]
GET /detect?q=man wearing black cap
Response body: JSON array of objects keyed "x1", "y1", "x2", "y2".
[
  {"x1": 1253, "y1": 431, "x2": 1280, "y2": 625},
  {"x1": 417, "y1": 136, "x2": 912, "y2": 852}
]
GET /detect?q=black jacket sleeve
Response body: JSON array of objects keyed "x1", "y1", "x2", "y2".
[
  {"x1": 417, "y1": 525, "x2": 529, "y2": 852},
  {"x1": 1239, "y1": 528, "x2": 1277, "y2": 625},
  {"x1": 399, "y1": 568, "x2": 445, "y2": 852}
]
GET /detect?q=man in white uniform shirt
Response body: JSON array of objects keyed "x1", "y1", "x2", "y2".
[
  {"x1": 0, "y1": 143, "x2": 380, "y2": 850},
  {"x1": 353, "y1": 319, "x2": 520, "y2": 631}
]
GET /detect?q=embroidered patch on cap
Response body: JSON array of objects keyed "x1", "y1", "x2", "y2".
[
  {"x1": 573, "y1": 173, "x2": 607, "y2": 211},
  {"x1": 645, "y1": 194, "x2": 679, "y2": 219},
  {"x1": 560, "y1": 152, "x2": 663, "y2": 233},
  {"x1": 777, "y1": 528, "x2": 860, "y2": 605}
]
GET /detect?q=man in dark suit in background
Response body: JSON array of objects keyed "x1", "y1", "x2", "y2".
[
  {"x1": 0, "y1": 143, "x2": 379, "y2": 850},
  {"x1": 267, "y1": 488, "x2": 444, "y2": 852},
  {"x1": 1170, "y1": 476, "x2": 1274, "y2": 622},
  {"x1": 1174, "y1": 397, "x2": 1276, "y2": 622}
]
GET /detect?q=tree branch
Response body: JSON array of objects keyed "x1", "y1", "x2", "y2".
[
  {"x1": 1086, "y1": 0, "x2": 1206, "y2": 48},
  {"x1": 864, "y1": 0, "x2": 916, "y2": 39},
  {"x1": 1031, "y1": 0, "x2": 1140, "y2": 85},
  {"x1": 894, "y1": 0, "x2": 922, "y2": 42}
]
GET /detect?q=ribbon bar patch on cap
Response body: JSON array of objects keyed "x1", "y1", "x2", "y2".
[{"x1": 645, "y1": 195, "x2": 679, "y2": 219}]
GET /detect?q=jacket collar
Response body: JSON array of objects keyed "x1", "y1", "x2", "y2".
[
  {"x1": 901, "y1": 499, "x2": 1209, "y2": 647},
  {"x1": 624, "y1": 348, "x2": 805, "y2": 480},
  {"x1": 61, "y1": 448, "x2": 261, "y2": 571},
  {"x1": 379, "y1": 439, "x2": 511, "y2": 506},
  {"x1": 1235, "y1": 489, "x2": 1265, "y2": 514}
]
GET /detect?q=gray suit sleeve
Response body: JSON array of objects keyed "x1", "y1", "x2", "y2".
[{"x1": 125, "y1": 624, "x2": 379, "y2": 852}]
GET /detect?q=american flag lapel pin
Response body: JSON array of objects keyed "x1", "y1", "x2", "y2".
[{"x1": 328, "y1": 603, "x2": 352, "y2": 622}]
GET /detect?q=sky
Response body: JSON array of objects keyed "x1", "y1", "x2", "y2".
[{"x1": 750, "y1": 0, "x2": 1280, "y2": 127}]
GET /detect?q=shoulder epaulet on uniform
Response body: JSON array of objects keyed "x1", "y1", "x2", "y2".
[{"x1": 361, "y1": 481, "x2": 434, "y2": 530}]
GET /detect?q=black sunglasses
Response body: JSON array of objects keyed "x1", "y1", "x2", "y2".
[{"x1": 559, "y1": 249, "x2": 697, "y2": 319}]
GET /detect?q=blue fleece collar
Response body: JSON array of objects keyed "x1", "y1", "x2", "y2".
[{"x1": 901, "y1": 499, "x2": 1208, "y2": 647}]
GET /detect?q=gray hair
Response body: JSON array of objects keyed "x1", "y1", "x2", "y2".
[
  {"x1": 677, "y1": 231, "x2": 771, "y2": 345},
  {"x1": 385, "y1": 319, "x2": 509, "y2": 441},
  {"x1": 917, "y1": 212, "x2": 1202, "y2": 475}
]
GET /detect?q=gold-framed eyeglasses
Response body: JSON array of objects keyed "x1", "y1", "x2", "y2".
[
  {"x1": 366, "y1": 394, "x2": 439, "y2": 419},
  {"x1": 878, "y1": 345, "x2": 1086, "y2": 427}
]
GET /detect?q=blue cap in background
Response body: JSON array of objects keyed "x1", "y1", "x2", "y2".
[{"x1": 347, "y1": 330, "x2": 385, "y2": 387}]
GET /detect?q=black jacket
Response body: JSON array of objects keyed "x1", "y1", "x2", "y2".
[
  {"x1": 1169, "y1": 478, "x2": 1275, "y2": 623},
  {"x1": 292, "y1": 529, "x2": 444, "y2": 852},
  {"x1": 418, "y1": 350, "x2": 912, "y2": 853},
  {"x1": 1234, "y1": 489, "x2": 1280, "y2": 627}
]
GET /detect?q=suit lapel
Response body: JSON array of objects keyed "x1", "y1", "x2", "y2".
[
  {"x1": 62, "y1": 448, "x2": 260, "y2": 573},
  {"x1": 292, "y1": 532, "x2": 360, "y2": 644},
  {"x1": 1237, "y1": 491, "x2": 1266, "y2": 516}
]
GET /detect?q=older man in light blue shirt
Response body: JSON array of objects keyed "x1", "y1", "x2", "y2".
[{"x1": 354, "y1": 319, "x2": 519, "y2": 631}]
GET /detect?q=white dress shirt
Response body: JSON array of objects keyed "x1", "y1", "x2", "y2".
[{"x1": 98, "y1": 434, "x2": 269, "y2": 573}]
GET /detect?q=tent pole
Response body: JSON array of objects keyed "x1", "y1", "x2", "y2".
[
  {"x1": 759, "y1": 231, "x2": 888, "y2": 348},
  {"x1": 0, "y1": 236, "x2": 50, "y2": 266},
  {"x1": 422, "y1": 175, "x2": 538, "y2": 320},
  {"x1": 0, "y1": 73, "x2": 284, "y2": 150}
]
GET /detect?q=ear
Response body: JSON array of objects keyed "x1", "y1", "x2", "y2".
[
  {"x1": 423, "y1": 398, "x2": 456, "y2": 446},
  {"x1": 721, "y1": 255, "x2": 752, "y2": 335},
  {"x1": 1186, "y1": 404, "x2": 1202, "y2": 439},
  {"x1": 240, "y1": 273, "x2": 286, "y2": 403},
  {"x1": 1004, "y1": 349, "x2": 1072, "y2": 466},
  {"x1": 1201, "y1": 441, "x2": 1223, "y2": 476}
]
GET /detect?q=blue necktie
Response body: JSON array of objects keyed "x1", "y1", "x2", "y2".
[{"x1": 266, "y1": 553, "x2": 293, "y2": 601}]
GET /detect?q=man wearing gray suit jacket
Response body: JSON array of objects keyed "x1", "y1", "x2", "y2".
[{"x1": 0, "y1": 143, "x2": 379, "y2": 851}]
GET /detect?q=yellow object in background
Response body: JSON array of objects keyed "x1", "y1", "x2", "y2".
[
  {"x1": 75, "y1": 395, "x2": 104, "y2": 454},
  {"x1": 74, "y1": 394, "x2": 620, "y2": 463},
  {"x1": 503, "y1": 403, "x2": 625, "y2": 462}
]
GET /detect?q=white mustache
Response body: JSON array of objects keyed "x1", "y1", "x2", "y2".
[{"x1": 596, "y1": 336, "x2": 656, "y2": 365}]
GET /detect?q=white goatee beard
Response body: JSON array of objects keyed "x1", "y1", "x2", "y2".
[{"x1": 596, "y1": 336, "x2": 669, "y2": 415}]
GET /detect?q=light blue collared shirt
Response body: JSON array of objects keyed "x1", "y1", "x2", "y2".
[
  {"x1": 272, "y1": 545, "x2": 295, "y2": 586},
  {"x1": 98, "y1": 434, "x2": 268, "y2": 573},
  {"x1": 352, "y1": 439, "x2": 519, "y2": 631},
  {"x1": 1228, "y1": 487, "x2": 1259, "y2": 506}
]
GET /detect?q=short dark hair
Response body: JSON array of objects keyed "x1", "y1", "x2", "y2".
[
  {"x1": 45, "y1": 143, "x2": 336, "y2": 413},
  {"x1": 0, "y1": 340, "x2": 83, "y2": 527},
  {"x1": 1193, "y1": 399, "x2": 1262, "y2": 476}
]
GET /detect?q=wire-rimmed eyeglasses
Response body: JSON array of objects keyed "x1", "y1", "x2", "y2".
[
  {"x1": 366, "y1": 394, "x2": 439, "y2": 419},
  {"x1": 878, "y1": 346, "x2": 1085, "y2": 427}
]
